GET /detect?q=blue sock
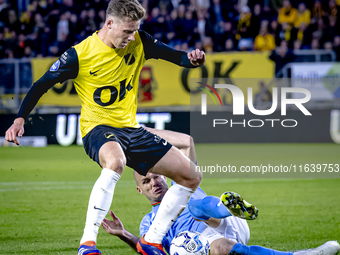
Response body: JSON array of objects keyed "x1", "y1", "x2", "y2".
[
  {"x1": 188, "y1": 196, "x2": 232, "y2": 220},
  {"x1": 230, "y1": 243, "x2": 293, "y2": 255}
]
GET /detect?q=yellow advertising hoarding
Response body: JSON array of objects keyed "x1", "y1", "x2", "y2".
[{"x1": 32, "y1": 52, "x2": 274, "y2": 107}]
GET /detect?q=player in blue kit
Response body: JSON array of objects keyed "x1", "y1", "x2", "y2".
[
  {"x1": 102, "y1": 170, "x2": 340, "y2": 255},
  {"x1": 101, "y1": 129, "x2": 340, "y2": 255}
]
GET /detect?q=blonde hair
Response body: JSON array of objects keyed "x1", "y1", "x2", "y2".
[{"x1": 106, "y1": 0, "x2": 145, "y2": 21}]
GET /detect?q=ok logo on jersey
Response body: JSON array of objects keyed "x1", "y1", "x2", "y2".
[{"x1": 93, "y1": 77, "x2": 133, "y2": 106}]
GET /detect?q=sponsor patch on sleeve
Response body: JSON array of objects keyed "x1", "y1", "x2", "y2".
[{"x1": 50, "y1": 59, "x2": 60, "y2": 72}]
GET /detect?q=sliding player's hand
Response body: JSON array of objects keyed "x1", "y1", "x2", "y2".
[
  {"x1": 101, "y1": 210, "x2": 125, "y2": 236},
  {"x1": 5, "y1": 117, "x2": 25, "y2": 146},
  {"x1": 188, "y1": 49, "x2": 206, "y2": 66}
]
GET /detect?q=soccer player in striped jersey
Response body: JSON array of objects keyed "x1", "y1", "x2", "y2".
[{"x1": 5, "y1": 0, "x2": 205, "y2": 254}]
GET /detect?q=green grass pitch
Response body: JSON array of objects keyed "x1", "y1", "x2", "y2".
[{"x1": 0, "y1": 144, "x2": 339, "y2": 255}]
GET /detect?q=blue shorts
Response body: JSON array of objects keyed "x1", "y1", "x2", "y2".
[{"x1": 82, "y1": 125, "x2": 172, "y2": 176}]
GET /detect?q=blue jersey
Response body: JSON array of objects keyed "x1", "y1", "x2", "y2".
[{"x1": 139, "y1": 184, "x2": 207, "y2": 253}]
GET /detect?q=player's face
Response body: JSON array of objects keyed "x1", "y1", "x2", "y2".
[
  {"x1": 136, "y1": 173, "x2": 168, "y2": 203},
  {"x1": 109, "y1": 17, "x2": 140, "y2": 49}
]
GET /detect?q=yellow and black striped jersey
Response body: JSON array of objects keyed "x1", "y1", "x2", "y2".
[
  {"x1": 18, "y1": 30, "x2": 195, "y2": 137},
  {"x1": 73, "y1": 31, "x2": 145, "y2": 136}
]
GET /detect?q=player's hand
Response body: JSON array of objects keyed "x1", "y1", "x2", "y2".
[
  {"x1": 5, "y1": 117, "x2": 25, "y2": 146},
  {"x1": 188, "y1": 49, "x2": 206, "y2": 66},
  {"x1": 101, "y1": 210, "x2": 125, "y2": 236}
]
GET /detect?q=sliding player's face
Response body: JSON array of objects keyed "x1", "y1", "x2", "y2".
[
  {"x1": 109, "y1": 17, "x2": 140, "y2": 48},
  {"x1": 136, "y1": 173, "x2": 168, "y2": 203}
]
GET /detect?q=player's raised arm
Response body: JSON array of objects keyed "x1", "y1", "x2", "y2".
[
  {"x1": 139, "y1": 30, "x2": 205, "y2": 68},
  {"x1": 4, "y1": 47, "x2": 79, "y2": 145},
  {"x1": 101, "y1": 210, "x2": 140, "y2": 252}
]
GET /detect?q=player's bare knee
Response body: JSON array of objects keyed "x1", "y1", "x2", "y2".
[
  {"x1": 209, "y1": 240, "x2": 223, "y2": 255},
  {"x1": 193, "y1": 170, "x2": 202, "y2": 187},
  {"x1": 180, "y1": 171, "x2": 202, "y2": 189},
  {"x1": 217, "y1": 244, "x2": 232, "y2": 255},
  {"x1": 210, "y1": 238, "x2": 234, "y2": 255},
  {"x1": 102, "y1": 157, "x2": 126, "y2": 175},
  {"x1": 210, "y1": 245, "x2": 226, "y2": 255}
]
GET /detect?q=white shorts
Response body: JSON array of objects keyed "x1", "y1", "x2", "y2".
[{"x1": 200, "y1": 216, "x2": 250, "y2": 245}]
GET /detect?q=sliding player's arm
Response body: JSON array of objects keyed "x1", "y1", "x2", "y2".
[
  {"x1": 101, "y1": 210, "x2": 140, "y2": 252},
  {"x1": 5, "y1": 48, "x2": 79, "y2": 145},
  {"x1": 139, "y1": 30, "x2": 205, "y2": 67},
  {"x1": 144, "y1": 127, "x2": 197, "y2": 164}
]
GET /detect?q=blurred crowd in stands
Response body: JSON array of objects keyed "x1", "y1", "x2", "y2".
[{"x1": 0, "y1": 0, "x2": 340, "y2": 60}]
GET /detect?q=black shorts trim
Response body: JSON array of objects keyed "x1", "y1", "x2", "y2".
[{"x1": 82, "y1": 125, "x2": 172, "y2": 176}]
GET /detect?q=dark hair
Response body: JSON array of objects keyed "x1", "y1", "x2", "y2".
[{"x1": 106, "y1": 0, "x2": 145, "y2": 21}]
